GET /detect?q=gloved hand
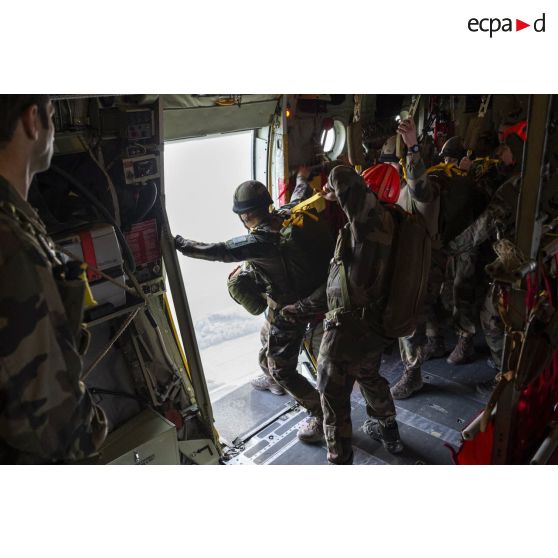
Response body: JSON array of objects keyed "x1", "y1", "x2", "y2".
[
  {"x1": 280, "y1": 301, "x2": 307, "y2": 323},
  {"x1": 175, "y1": 235, "x2": 190, "y2": 254}
]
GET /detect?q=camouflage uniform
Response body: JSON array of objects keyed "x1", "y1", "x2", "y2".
[
  {"x1": 175, "y1": 213, "x2": 327, "y2": 418},
  {"x1": 448, "y1": 175, "x2": 521, "y2": 369},
  {"x1": 0, "y1": 176, "x2": 108, "y2": 464},
  {"x1": 479, "y1": 284, "x2": 505, "y2": 369},
  {"x1": 317, "y1": 166, "x2": 397, "y2": 465},
  {"x1": 397, "y1": 154, "x2": 446, "y2": 377},
  {"x1": 257, "y1": 312, "x2": 322, "y2": 412},
  {"x1": 397, "y1": 160, "x2": 488, "y2": 374},
  {"x1": 451, "y1": 159, "x2": 512, "y2": 339},
  {"x1": 290, "y1": 174, "x2": 314, "y2": 205}
]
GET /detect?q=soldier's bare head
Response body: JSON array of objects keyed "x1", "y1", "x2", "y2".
[{"x1": 0, "y1": 95, "x2": 55, "y2": 198}]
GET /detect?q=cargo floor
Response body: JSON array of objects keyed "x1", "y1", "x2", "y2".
[{"x1": 216, "y1": 335, "x2": 494, "y2": 465}]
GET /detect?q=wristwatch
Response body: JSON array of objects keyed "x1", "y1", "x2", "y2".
[{"x1": 407, "y1": 144, "x2": 420, "y2": 154}]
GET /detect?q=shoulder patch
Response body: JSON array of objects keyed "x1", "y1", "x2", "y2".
[{"x1": 225, "y1": 235, "x2": 259, "y2": 249}]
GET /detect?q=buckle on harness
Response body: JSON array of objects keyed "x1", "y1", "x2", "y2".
[
  {"x1": 324, "y1": 307, "x2": 367, "y2": 330},
  {"x1": 324, "y1": 309, "x2": 342, "y2": 330}
]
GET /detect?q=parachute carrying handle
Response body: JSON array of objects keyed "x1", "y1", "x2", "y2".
[{"x1": 282, "y1": 192, "x2": 325, "y2": 228}]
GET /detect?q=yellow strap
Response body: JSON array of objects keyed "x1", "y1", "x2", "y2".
[
  {"x1": 290, "y1": 191, "x2": 325, "y2": 213},
  {"x1": 282, "y1": 192, "x2": 326, "y2": 228},
  {"x1": 79, "y1": 265, "x2": 98, "y2": 308},
  {"x1": 472, "y1": 156, "x2": 501, "y2": 176},
  {"x1": 426, "y1": 162, "x2": 468, "y2": 177},
  {"x1": 400, "y1": 157, "x2": 408, "y2": 183},
  {"x1": 163, "y1": 293, "x2": 192, "y2": 382}
]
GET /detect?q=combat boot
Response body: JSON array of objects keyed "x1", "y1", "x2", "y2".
[
  {"x1": 424, "y1": 336, "x2": 447, "y2": 360},
  {"x1": 447, "y1": 335, "x2": 475, "y2": 365},
  {"x1": 363, "y1": 416, "x2": 404, "y2": 454},
  {"x1": 251, "y1": 374, "x2": 285, "y2": 395},
  {"x1": 297, "y1": 416, "x2": 324, "y2": 443},
  {"x1": 390, "y1": 368, "x2": 423, "y2": 400}
]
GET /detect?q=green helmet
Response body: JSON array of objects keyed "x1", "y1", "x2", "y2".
[
  {"x1": 440, "y1": 136, "x2": 466, "y2": 160},
  {"x1": 232, "y1": 180, "x2": 273, "y2": 214}
]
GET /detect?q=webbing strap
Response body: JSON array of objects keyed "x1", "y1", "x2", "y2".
[
  {"x1": 426, "y1": 162, "x2": 468, "y2": 177},
  {"x1": 79, "y1": 230, "x2": 100, "y2": 282},
  {"x1": 408, "y1": 95, "x2": 422, "y2": 118},
  {"x1": 478, "y1": 95, "x2": 491, "y2": 118},
  {"x1": 334, "y1": 225, "x2": 352, "y2": 311},
  {"x1": 282, "y1": 192, "x2": 325, "y2": 228},
  {"x1": 396, "y1": 95, "x2": 421, "y2": 158},
  {"x1": 0, "y1": 200, "x2": 61, "y2": 266},
  {"x1": 353, "y1": 95, "x2": 362, "y2": 123}
]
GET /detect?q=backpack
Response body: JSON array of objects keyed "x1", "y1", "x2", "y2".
[
  {"x1": 383, "y1": 205, "x2": 431, "y2": 337},
  {"x1": 229, "y1": 193, "x2": 335, "y2": 309},
  {"x1": 276, "y1": 193, "x2": 336, "y2": 302},
  {"x1": 335, "y1": 203, "x2": 431, "y2": 338},
  {"x1": 427, "y1": 163, "x2": 487, "y2": 245},
  {"x1": 254, "y1": 194, "x2": 335, "y2": 306}
]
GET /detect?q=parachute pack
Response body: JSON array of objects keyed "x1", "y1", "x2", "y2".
[
  {"x1": 227, "y1": 192, "x2": 336, "y2": 313},
  {"x1": 334, "y1": 202, "x2": 431, "y2": 338},
  {"x1": 278, "y1": 192, "x2": 336, "y2": 300},
  {"x1": 382, "y1": 205, "x2": 432, "y2": 337},
  {"x1": 427, "y1": 162, "x2": 488, "y2": 245}
]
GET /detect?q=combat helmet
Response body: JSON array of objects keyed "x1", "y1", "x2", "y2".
[
  {"x1": 232, "y1": 180, "x2": 273, "y2": 214},
  {"x1": 361, "y1": 163, "x2": 401, "y2": 204},
  {"x1": 439, "y1": 136, "x2": 466, "y2": 161}
]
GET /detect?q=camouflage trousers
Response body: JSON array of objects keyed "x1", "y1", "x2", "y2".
[
  {"x1": 479, "y1": 284, "x2": 504, "y2": 370},
  {"x1": 302, "y1": 318, "x2": 324, "y2": 373},
  {"x1": 452, "y1": 249, "x2": 479, "y2": 337},
  {"x1": 259, "y1": 311, "x2": 322, "y2": 416},
  {"x1": 425, "y1": 250, "x2": 452, "y2": 338},
  {"x1": 317, "y1": 318, "x2": 396, "y2": 464},
  {"x1": 401, "y1": 250, "x2": 447, "y2": 370}
]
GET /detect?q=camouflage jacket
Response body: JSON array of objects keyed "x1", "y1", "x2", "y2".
[
  {"x1": 0, "y1": 175, "x2": 107, "y2": 464},
  {"x1": 469, "y1": 158, "x2": 515, "y2": 201},
  {"x1": 325, "y1": 166, "x2": 395, "y2": 313},
  {"x1": 448, "y1": 175, "x2": 521, "y2": 255},
  {"x1": 290, "y1": 175, "x2": 313, "y2": 205},
  {"x1": 404, "y1": 154, "x2": 488, "y2": 247},
  {"x1": 400, "y1": 153, "x2": 441, "y2": 242}
]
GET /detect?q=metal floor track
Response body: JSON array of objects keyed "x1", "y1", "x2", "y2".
[{"x1": 220, "y1": 335, "x2": 493, "y2": 465}]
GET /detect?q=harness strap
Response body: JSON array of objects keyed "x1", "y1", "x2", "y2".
[
  {"x1": 0, "y1": 200, "x2": 62, "y2": 266},
  {"x1": 334, "y1": 224, "x2": 352, "y2": 312}
]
